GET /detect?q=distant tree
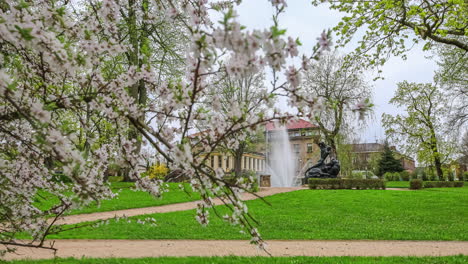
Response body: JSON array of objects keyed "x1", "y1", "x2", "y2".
[
  {"x1": 301, "y1": 52, "x2": 372, "y2": 158},
  {"x1": 205, "y1": 70, "x2": 268, "y2": 177},
  {"x1": 335, "y1": 134, "x2": 355, "y2": 177},
  {"x1": 382, "y1": 82, "x2": 453, "y2": 179},
  {"x1": 377, "y1": 142, "x2": 404, "y2": 176},
  {"x1": 368, "y1": 152, "x2": 382, "y2": 176}
]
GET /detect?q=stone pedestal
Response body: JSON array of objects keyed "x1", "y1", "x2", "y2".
[{"x1": 260, "y1": 175, "x2": 271, "y2": 187}]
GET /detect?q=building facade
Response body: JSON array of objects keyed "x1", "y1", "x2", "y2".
[
  {"x1": 350, "y1": 143, "x2": 416, "y2": 172},
  {"x1": 265, "y1": 119, "x2": 321, "y2": 175},
  {"x1": 202, "y1": 152, "x2": 266, "y2": 173}
]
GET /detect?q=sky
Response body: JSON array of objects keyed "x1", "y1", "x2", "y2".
[{"x1": 235, "y1": 0, "x2": 439, "y2": 143}]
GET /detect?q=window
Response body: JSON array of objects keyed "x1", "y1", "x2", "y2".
[
  {"x1": 211, "y1": 156, "x2": 215, "y2": 168},
  {"x1": 294, "y1": 132, "x2": 300, "y2": 137},
  {"x1": 306, "y1": 131, "x2": 313, "y2": 136},
  {"x1": 253, "y1": 158, "x2": 256, "y2": 170},
  {"x1": 301, "y1": 131, "x2": 306, "y2": 136},
  {"x1": 244, "y1": 157, "x2": 247, "y2": 169},
  {"x1": 218, "y1": 155, "x2": 222, "y2": 168},
  {"x1": 307, "y1": 143, "x2": 313, "y2": 153},
  {"x1": 226, "y1": 156, "x2": 230, "y2": 170},
  {"x1": 293, "y1": 144, "x2": 300, "y2": 154}
]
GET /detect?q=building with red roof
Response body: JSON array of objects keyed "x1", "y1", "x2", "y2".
[{"x1": 265, "y1": 119, "x2": 321, "y2": 176}]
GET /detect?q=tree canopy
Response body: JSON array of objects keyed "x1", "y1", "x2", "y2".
[{"x1": 312, "y1": 0, "x2": 468, "y2": 67}]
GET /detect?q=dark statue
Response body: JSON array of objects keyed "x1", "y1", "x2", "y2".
[{"x1": 304, "y1": 142, "x2": 340, "y2": 183}]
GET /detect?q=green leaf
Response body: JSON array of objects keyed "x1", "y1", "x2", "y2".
[{"x1": 14, "y1": 26, "x2": 34, "y2": 41}]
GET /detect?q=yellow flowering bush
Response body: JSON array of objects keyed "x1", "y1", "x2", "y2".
[{"x1": 147, "y1": 164, "x2": 169, "y2": 180}]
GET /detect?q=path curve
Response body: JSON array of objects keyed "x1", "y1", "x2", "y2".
[
  {"x1": 55, "y1": 187, "x2": 306, "y2": 225},
  {"x1": 5, "y1": 239, "x2": 468, "y2": 260}
]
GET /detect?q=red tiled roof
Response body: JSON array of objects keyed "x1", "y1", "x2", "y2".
[{"x1": 265, "y1": 119, "x2": 317, "y2": 131}]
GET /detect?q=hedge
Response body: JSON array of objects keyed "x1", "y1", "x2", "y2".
[
  {"x1": 423, "y1": 181, "x2": 464, "y2": 188},
  {"x1": 308, "y1": 178, "x2": 385, "y2": 190}
]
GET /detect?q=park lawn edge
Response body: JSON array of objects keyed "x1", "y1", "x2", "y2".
[{"x1": 5, "y1": 255, "x2": 468, "y2": 264}]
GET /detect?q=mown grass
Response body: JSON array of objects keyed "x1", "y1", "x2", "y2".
[
  {"x1": 6, "y1": 256, "x2": 468, "y2": 264},
  {"x1": 34, "y1": 182, "x2": 200, "y2": 215},
  {"x1": 46, "y1": 187, "x2": 468, "y2": 241}
]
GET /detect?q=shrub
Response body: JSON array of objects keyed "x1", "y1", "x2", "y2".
[
  {"x1": 351, "y1": 171, "x2": 365, "y2": 179},
  {"x1": 423, "y1": 181, "x2": 464, "y2": 188},
  {"x1": 383, "y1": 172, "x2": 393, "y2": 181},
  {"x1": 400, "y1": 171, "x2": 410, "y2": 181},
  {"x1": 409, "y1": 170, "x2": 418, "y2": 180},
  {"x1": 224, "y1": 171, "x2": 259, "y2": 192},
  {"x1": 409, "y1": 179, "x2": 423, "y2": 190},
  {"x1": 145, "y1": 164, "x2": 169, "y2": 180},
  {"x1": 392, "y1": 172, "x2": 401, "y2": 181},
  {"x1": 308, "y1": 178, "x2": 385, "y2": 190}
]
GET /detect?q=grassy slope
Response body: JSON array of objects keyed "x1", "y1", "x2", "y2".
[
  {"x1": 47, "y1": 187, "x2": 468, "y2": 241},
  {"x1": 34, "y1": 182, "x2": 200, "y2": 215},
  {"x1": 7, "y1": 256, "x2": 468, "y2": 264}
]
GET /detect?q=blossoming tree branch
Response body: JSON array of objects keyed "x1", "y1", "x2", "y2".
[{"x1": 0, "y1": 0, "x2": 333, "y2": 253}]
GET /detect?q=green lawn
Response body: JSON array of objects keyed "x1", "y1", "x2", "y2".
[
  {"x1": 386, "y1": 181, "x2": 410, "y2": 188},
  {"x1": 34, "y1": 182, "x2": 200, "y2": 215},
  {"x1": 45, "y1": 187, "x2": 468, "y2": 241},
  {"x1": 7, "y1": 256, "x2": 468, "y2": 264}
]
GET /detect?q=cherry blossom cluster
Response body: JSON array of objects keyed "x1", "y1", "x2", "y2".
[{"x1": 0, "y1": 0, "x2": 333, "y2": 253}]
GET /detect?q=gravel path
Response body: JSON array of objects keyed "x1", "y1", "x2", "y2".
[
  {"x1": 55, "y1": 187, "x2": 306, "y2": 225},
  {"x1": 5, "y1": 239, "x2": 468, "y2": 260}
]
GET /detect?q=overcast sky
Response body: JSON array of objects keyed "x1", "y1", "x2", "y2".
[{"x1": 235, "y1": 0, "x2": 439, "y2": 143}]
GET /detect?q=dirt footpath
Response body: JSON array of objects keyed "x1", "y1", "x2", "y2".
[
  {"x1": 56, "y1": 187, "x2": 306, "y2": 225},
  {"x1": 5, "y1": 239, "x2": 468, "y2": 260}
]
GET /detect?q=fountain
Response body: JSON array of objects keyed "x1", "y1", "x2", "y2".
[{"x1": 267, "y1": 125, "x2": 296, "y2": 187}]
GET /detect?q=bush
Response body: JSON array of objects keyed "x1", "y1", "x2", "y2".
[
  {"x1": 224, "y1": 171, "x2": 259, "y2": 192},
  {"x1": 409, "y1": 179, "x2": 423, "y2": 190},
  {"x1": 383, "y1": 172, "x2": 393, "y2": 181},
  {"x1": 409, "y1": 170, "x2": 418, "y2": 180},
  {"x1": 351, "y1": 171, "x2": 362, "y2": 179},
  {"x1": 308, "y1": 178, "x2": 385, "y2": 190},
  {"x1": 423, "y1": 181, "x2": 464, "y2": 188},
  {"x1": 145, "y1": 164, "x2": 169, "y2": 180},
  {"x1": 400, "y1": 171, "x2": 410, "y2": 181},
  {"x1": 393, "y1": 172, "x2": 401, "y2": 181}
]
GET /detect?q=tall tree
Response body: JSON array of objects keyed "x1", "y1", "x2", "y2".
[
  {"x1": 382, "y1": 82, "x2": 449, "y2": 178},
  {"x1": 205, "y1": 70, "x2": 268, "y2": 177},
  {"x1": 301, "y1": 52, "x2": 372, "y2": 158},
  {"x1": 377, "y1": 141, "x2": 404, "y2": 176},
  {"x1": 312, "y1": 0, "x2": 468, "y2": 68}
]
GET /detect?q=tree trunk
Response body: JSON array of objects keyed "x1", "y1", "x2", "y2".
[
  {"x1": 123, "y1": 0, "x2": 147, "y2": 182},
  {"x1": 429, "y1": 125, "x2": 443, "y2": 179},
  {"x1": 233, "y1": 142, "x2": 246, "y2": 178}
]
